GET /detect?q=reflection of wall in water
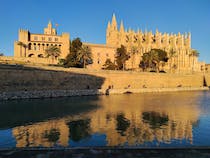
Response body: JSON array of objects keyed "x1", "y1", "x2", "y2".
[{"x1": 12, "y1": 94, "x2": 200, "y2": 147}]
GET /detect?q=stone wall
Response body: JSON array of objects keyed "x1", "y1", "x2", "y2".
[
  {"x1": 0, "y1": 65, "x2": 207, "y2": 100},
  {"x1": 97, "y1": 72, "x2": 204, "y2": 90},
  {"x1": 0, "y1": 56, "x2": 57, "y2": 65}
]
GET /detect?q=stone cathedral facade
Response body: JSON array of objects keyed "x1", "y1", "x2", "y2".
[{"x1": 106, "y1": 14, "x2": 203, "y2": 72}]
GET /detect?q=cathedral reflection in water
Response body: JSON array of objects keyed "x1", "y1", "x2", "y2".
[{"x1": 12, "y1": 93, "x2": 201, "y2": 147}]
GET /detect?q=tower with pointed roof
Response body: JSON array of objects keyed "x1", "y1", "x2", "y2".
[
  {"x1": 44, "y1": 21, "x2": 57, "y2": 35},
  {"x1": 106, "y1": 14, "x2": 120, "y2": 47}
]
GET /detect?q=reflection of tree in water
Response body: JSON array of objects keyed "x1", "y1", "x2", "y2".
[
  {"x1": 43, "y1": 128, "x2": 60, "y2": 143},
  {"x1": 192, "y1": 119, "x2": 200, "y2": 128},
  {"x1": 142, "y1": 111, "x2": 169, "y2": 129},
  {"x1": 68, "y1": 119, "x2": 91, "y2": 142},
  {"x1": 116, "y1": 113, "x2": 130, "y2": 136}
]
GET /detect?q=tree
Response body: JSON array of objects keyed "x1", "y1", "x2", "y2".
[
  {"x1": 140, "y1": 52, "x2": 156, "y2": 71},
  {"x1": 168, "y1": 49, "x2": 177, "y2": 73},
  {"x1": 190, "y1": 49, "x2": 199, "y2": 57},
  {"x1": 77, "y1": 45, "x2": 92, "y2": 68},
  {"x1": 17, "y1": 41, "x2": 27, "y2": 57},
  {"x1": 45, "y1": 45, "x2": 61, "y2": 63},
  {"x1": 63, "y1": 38, "x2": 83, "y2": 67},
  {"x1": 115, "y1": 45, "x2": 130, "y2": 70},
  {"x1": 0, "y1": 53, "x2": 4, "y2": 56},
  {"x1": 189, "y1": 49, "x2": 199, "y2": 72},
  {"x1": 140, "y1": 49, "x2": 168, "y2": 72},
  {"x1": 129, "y1": 46, "x2": 138, "y2": 70},
  {"x1": 103, "y1": 58, "x2": 117, "y2": 70}
]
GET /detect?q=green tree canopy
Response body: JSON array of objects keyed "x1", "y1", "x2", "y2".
[
  {"x1": 77, "y1": 45, "x2": 92, "y2": 68},
  {"x1": 103, "y1": 58, "x2": 117, "y2": 70},
  {"x1": 140, "y1": 49, "x2": 168, "y2": 72},
  {"x1": 63, "y1": 38, "x2": 92, "y2": 68},
  {"x1": 45, "y1": 45, "x2": 61, "y2": 63},
  {"x1": 190, "y1": 49, "x2": 199, "y2": 57},
  {"x1": 115, "y1": 45, "x2": 130, "y2": 70},
  {"x1": 64, "y1": 38, "x2": 83, "y2": 67}
]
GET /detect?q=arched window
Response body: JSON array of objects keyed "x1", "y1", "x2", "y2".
[
  {"x1": 38, "y1": 43, "x2": 40, "y2": 50},
  {"x1": 28, "y1": 54, "x2": 34, "y2": 57},
  {"x1": 38, "y1": 54, "x2": 44, "y2": 58},
  {"x1": 34, "y1": 43, "x2": 37, "y2": 50}
]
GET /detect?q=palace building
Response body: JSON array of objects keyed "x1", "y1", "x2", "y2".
[
  {"x1": 14, "y1": 21, "x2": 69, "y2": 60},
  {"x1": 13, "y1": 14, "x2": 204, "y2": 72}
]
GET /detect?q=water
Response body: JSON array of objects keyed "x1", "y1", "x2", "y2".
[{"x1": 0, "y1": 91, "x2": 210, "y2": 148}]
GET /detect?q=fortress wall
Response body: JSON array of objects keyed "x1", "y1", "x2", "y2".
[
  {"x1": 0, "y1": 56, "x2": 57, "y2": 65},
  {"x1": 0, "y1": 69, "x2": 104, "y2": 92},
  {"x1": 0, "y1": 66, "x2": 204, "y2": 94},
  {"x1": 97, "y1": 72, "x2": 203, "y2": 90}
]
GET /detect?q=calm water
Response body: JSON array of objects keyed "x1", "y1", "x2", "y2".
[{"x1": 0, "y1": 91, "x2": 210, "y2": 148}]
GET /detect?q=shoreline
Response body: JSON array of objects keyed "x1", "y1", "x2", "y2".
[{"x1": 0, "y1": 87, "x2": 209, "y2": 101}]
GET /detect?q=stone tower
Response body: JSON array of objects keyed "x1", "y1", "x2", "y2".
[
  {"x1": 44, "y1": 21, "x2": 57, "y2": 35},
  {"x1": 106, "y1": 14, "x2": 119, "y2": 47}
]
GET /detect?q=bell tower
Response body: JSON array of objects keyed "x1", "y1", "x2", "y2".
[
  {"x1": 106, "y1": 14, "x2": 119, "y2": 47},
  {"x1": 44, "y1": 21, "x2": 57, "y2": 35}
]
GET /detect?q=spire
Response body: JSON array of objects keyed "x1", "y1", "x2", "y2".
[
  {"x1": 111, "y1": 13, "x2": 117, "y2": 30},
  {"x1": 48, "y1": 20, "x2": 52, "y2": 28},
  {"x1": 44, "y1": 20, "x2": 56, "y2": 35},
  {"x1": 188, "y1": 32, "x2": 191, "y2": 38},
  {"x1": 107, "y1": 21, "x2": 111, "y2": 29},
  {"x1": 119, "y1": 21, "x2": 124, "y2": 33}
]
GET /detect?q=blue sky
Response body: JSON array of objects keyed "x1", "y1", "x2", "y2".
[{"x1": 0, "y1": 0, "x2": 210, "y2": 62}]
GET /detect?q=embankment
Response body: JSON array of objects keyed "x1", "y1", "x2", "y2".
[{"x1": 0, "y1": 64, "x2": 209, "y2": 100}]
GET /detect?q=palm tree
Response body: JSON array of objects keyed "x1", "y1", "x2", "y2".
[
  {"x1": 17, "y1": 41, "x2": 27, "y2": 57},
  {"x1": 168, "y1": 49, "x2": 177, "y2": 73},
  {"x1": 77, "y1": 45, "x2": 92, "y2": 68},
  {"x1": 130, "y1": 46, "x2": 138, "y2": 70},
  {"x1": 141, "y1": 49, "x2": 168, "y2": 72},
  {"x1": 190, "y1": 49, "x2": 199, "y2": 57},
  {"x1": 189, "y1": 49, "x2": 199, "y2": 72},
  {"x1": 45, "y1": 45, "x2": 61, "y2": 63}
]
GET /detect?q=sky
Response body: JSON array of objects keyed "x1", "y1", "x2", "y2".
[{"x1": 0, "y1": 0, "x2": 210, "y2": 62}]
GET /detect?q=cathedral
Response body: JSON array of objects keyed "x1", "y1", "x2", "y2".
[
  {"x1": 13, "y1": 14, "x2": 204, "y2": 72},
  {"x1": 105, "y1": 14, "x2": 203, "y2": 72}
]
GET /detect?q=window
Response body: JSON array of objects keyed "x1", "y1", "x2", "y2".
[
  {"x1": 48, "y1": 37, "x2": 52, "y2": 41},
  {"x1": 55, "y1": 38, "x2": 58, "y2": 42},
  {"x1": 42, "y1": 37, "x2": 45, "y2": 41},
  {"x1": 34, "y1": 36, "x2": 38, "y2": 40},
  {"x1": 28, "y1": 43, "x2": 31, "y2": 50}
]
